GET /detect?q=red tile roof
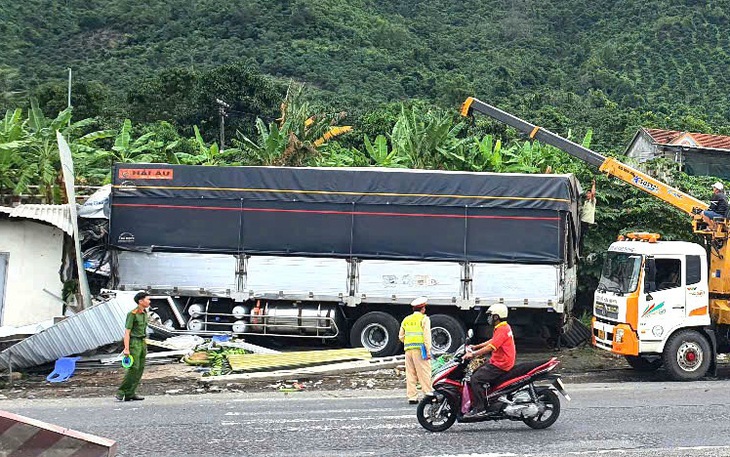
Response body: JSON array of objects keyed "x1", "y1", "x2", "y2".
[{"x1": 645, "y1": 128, "x2": 730, "y2": 151}]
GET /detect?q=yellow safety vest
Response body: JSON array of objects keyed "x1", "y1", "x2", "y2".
[{"x1": 403, "y1": 312, "x2": 425, "y2": 351}]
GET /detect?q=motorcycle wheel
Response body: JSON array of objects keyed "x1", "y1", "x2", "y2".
[
  {"x1": 523, "y1": 388, "x2": 561, "y2": 430},
  {"x1": 417, "y1": 395, "x2": 457, "y2": 432}
]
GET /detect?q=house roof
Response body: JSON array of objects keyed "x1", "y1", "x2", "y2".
[
  {"x1": 644, "y1": 128, "x2": 730, "y2": 151},
  {"x1": 0, "y1": 204, "x2": 74, "y2": 235}
]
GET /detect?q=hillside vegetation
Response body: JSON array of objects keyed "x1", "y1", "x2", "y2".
[
  {"x1": 3, "y1": 0, "x2": 730, "y2": 310},
  {"x1": 3, "y1": 0, "x2": 730, "y2": 146}
]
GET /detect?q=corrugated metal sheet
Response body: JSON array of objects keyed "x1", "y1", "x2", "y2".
[
  {"x1": 0, "y1": 296, "x2": 131, "y2": 369},
  {"x1": 0, "y1": 204, "x2": 73, "y2": 235}
]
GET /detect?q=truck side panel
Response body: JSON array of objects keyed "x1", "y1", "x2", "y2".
[
  {"x1": 117, "y1": 251, "x2": 236, "y2": 292},
  {"x1": 115, "y1": 251, "x2": 569, "y2": 311},
  {"x1": 246, "y1": 256, "x2": 346, "y2": 300},
  {"x1": 357, "y1": 260, "x2": 462, "y2": 303},
  {"x1": 111, "y1": 164, "x2": 578, "y2": 264},
  {"x1": 472, "y1": 263, "x2": 563, "y2": 309}
]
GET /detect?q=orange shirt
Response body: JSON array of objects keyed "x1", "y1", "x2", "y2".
[{"x1": 487, "y1": 322, "x2": 515, "y2": 371}]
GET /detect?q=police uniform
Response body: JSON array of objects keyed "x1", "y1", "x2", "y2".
[
  {"x1": 399, "y1": 297, "x2": 433, "y2": 403},
  {"x1": 117, "y1": 308, "x2": 148, "y2": 400}
]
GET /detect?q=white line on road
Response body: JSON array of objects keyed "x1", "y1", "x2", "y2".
[
  {"x1": 422, "y1": 445, "x2": 730, "y2": 457},
  {"x1": 221, "y1": 414, "x2": 414, "y2": 426},
  {"x1": 224, "y1": 407, "x2": 411, "y2": 416}
]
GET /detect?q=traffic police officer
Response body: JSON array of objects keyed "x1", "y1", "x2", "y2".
[{"x1": 399, "y1": 296, "x2": 433, "y2": 404}]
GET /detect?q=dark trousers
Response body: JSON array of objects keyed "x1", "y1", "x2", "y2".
[
  {"x1": 580, "y1": 221, "x2": 590, "y2": 255},
  {"x1": 470, "y1": 362, "x2": 508, "y2": 411},
  {"x1": 117, "y1": 337, "x2": 147, "y2": 397}
]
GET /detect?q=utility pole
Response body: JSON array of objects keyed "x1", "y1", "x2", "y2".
[
  {"x1": 216, "y1": 98, "x2": 231, "y2": 150},
  {"x1": 67, "y1": 68, "x2": 72, "y2": 126}
]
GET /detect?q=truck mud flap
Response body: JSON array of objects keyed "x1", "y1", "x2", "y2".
[{"x1": 559, "y1": 317, "x2": 592, "y2": 348}]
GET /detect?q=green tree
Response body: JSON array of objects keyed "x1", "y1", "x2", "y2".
[
  {"x1": 233, "y1": 85, "x2": 353, "y2": 166},
  {"x1": 22, "y1": 100, "x2": 98, "y2": 202}
]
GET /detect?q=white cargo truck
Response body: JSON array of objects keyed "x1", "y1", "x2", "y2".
[{"x1": 105, "y1": 163, "x2": 582, "y2": 356}]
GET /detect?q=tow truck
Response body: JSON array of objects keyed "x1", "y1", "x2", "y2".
[{"x1": 461, "y1": 97, "x2": 729, "y2": 380}]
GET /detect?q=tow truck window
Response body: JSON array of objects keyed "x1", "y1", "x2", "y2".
[
  {"x1": 686, "y1": 255, "x2": 701, "y2": 285},
  {"x1": 598, "y1": 253, "x2": 641, "y2": 294},
  {"x1": 655, "y1": 258, "x2": 682, "y2": 290}
]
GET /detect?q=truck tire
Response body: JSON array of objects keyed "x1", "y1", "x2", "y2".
[
  {"x1": 624, "y1": 355, "x2": 662, "y2": 372},
  {"x1": 350, "y1": 312, "x2": 401, "y2": 357},
  {"x1": 430, "y1": 314, "x2": 466, "y2": 355},
  {"x1": 662, "y1": 330, "x2": 711, "y2": 381}
]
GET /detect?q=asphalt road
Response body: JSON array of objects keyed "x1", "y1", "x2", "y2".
[{"x1": 4, "y1": 381, "x2": 730, "y2": 457}]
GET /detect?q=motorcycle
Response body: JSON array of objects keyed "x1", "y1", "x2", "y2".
[{"x1": 417, "y1": 330, "x2": 571, "y2": 432}]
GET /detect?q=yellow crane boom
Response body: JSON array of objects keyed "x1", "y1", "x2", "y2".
[{"x1": 460, "y1": 97, "x2": 709, "y2": 216}]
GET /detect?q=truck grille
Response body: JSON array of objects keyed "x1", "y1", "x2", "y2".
[
  {"x1": 592, "y1": 317, "x2": 615, "y2": 350},
  {"x1": 594, "y1": 303, "x2": 619, "y2": 320}
]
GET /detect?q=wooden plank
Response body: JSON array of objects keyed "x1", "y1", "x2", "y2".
[
  {"x1": 201, "y1": 355, "x2": 404, "y2": 383},
  {"x1": 226, "y1": 348, "x2": 371, "y2": 372}
]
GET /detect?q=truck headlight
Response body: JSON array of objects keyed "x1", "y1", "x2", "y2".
[
  {"x1": 652, "y1": 325, "x2": 664, "y2": 337},
  {"x1": 615, "y1": 328, "x2": 624, "y2": 343}
]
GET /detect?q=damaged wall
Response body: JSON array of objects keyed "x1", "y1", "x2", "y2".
[{"x1": 0, "y1": 219, "x2": 65, "y2": 326}]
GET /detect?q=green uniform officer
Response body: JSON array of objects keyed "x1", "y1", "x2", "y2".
[{"x1": 116, "y1": 291, "x2": 150, "y2": 401}]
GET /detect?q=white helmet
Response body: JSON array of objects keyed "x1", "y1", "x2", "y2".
[{"x1": 487, "y1": 303, "x2": 508, "y2": 319}]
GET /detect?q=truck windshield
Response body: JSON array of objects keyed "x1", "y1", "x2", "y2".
[{"x1": 598, "y1": 252, "x2": 642, "y2": 294}]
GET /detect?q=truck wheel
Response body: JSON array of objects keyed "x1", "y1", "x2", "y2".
[
  {"x1": 662, "y1": 330, "x2": 711, "y2": 381},
  {"x1": 430, "y1": 314, "x2": 466, "y2": 355},
  {"x1": 350, "y1": 312, "x2": 400, "y2": 357},
  {"x1": 624, "y1": 355, "x2": 662, "y2": 372}
]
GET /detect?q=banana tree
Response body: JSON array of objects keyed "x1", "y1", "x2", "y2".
[
  {"x1": 443, "y1": 134, "x2": 503, "y2": 172},
  {"x1": 234, "y1": 84, "x2": 352, "y2": 166},
  {"x1": 174, "y1": 125, "x2": 240, "y2": 165},
  {"x1": 0, "y1": 109, "x2": 29, "y2": 195},
  {"x1": 362, "y1": 134, "x2": 407, "y2": 168},
  {"x1": 23, "y1": 99, "x2": 100, "y2": 202},
  {"x1": 389, "y1": 106, "x2": 470, "y2": 169},
  {"x1": 234, "y1": 118, "x2": 290, "y2": 165},
  {"x1": 83, "y1": 119, "x2": 164, "y2": 183},
  {"x1": 501, "y1": 129, "x2": 594, "y2": 174}
]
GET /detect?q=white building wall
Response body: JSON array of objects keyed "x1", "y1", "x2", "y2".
[
  {"x1": 626, "y1": 133, "x2": 657, "y2": 163},
  {"x1": 0, "y1": 220, "x2": 64, "y2": 326}
]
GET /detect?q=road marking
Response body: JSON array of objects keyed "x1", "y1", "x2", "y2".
[
  {"x1": 221, "y1": 414, "x2": 414, "y2": 426},
  {"x1": 423, "y1": 445, "x2": 730, "y2": 457},
  {"x1": 224, "y1": 407, "x2": 411, "y2": 415}
]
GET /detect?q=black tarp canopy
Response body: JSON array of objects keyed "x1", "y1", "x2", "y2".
[{"x1": 110, "y1": 164, "x2": 580, "y2": 264}]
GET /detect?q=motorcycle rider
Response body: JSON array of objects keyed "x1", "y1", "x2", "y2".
[{"x1": 462, "y1": 303, "x2": 515, "y2": 418}]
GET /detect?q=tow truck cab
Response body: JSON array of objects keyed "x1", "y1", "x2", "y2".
[{"x1": 592, "y1": 237, "x2": 713, "y2": 380}]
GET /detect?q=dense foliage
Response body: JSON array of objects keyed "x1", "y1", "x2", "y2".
[{"x1": 3, "y1": 0, "x2": 730, "y2": 311}]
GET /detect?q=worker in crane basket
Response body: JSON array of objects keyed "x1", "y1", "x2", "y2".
[{"x1": 702, "y1": 181, "x2": 728, "y2": 231}]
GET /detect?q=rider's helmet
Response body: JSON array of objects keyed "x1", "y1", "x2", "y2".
[{"x1": 486, "y1": 303, "x2": 508, "y2": 322}]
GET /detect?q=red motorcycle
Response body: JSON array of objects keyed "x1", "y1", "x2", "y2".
[{"x1": 417, "y1": 331, "x2": 571, "y2": 432}]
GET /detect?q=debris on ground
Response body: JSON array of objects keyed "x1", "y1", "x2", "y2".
[{"x1": 226, "y1": 348, "x2": 372, "y2": 373}]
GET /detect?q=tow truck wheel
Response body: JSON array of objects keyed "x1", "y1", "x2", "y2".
[
  {"x1": 662, "y1": 330, "x2": 711, "y2": 381},
  {"x1": 350, "y1": 311, "x2": 400, "y2": 357},
  {"x1": 624, "y1": 355, "x2": 663, "y2": 372}
]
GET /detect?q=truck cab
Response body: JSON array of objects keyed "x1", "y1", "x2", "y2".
[{"x1": 592, "y1": 235, "x2": 713, "y2": 380}]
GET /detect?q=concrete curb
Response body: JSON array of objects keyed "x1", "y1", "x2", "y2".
[{"x1": 0, "y1": 410, "x2": 117, "y2": 456}]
